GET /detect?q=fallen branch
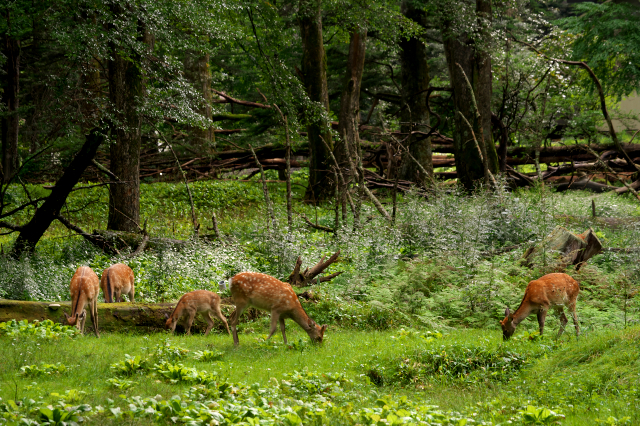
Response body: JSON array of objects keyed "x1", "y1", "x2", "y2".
[{"x1": 212, "y1": 90, "x2": 271, "y2": 109}]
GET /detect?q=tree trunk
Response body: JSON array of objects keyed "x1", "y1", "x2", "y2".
[
  {"x1": 107, "y1": 9, "x2": 145, "y2": 232},
  {"x1": 1, "y1": 35, "x2": 20, "y2": 183},
  {"x1": 442, "y1": 0, "x2": 499, "y2": 189},
  {"x1": 398, "y1": 1, "x2": 432, "y2": 183},
  {"x1": 336, "y1": 28, "x2": 367, "y2": 193},
  {"x1": 10, "y1": 129, "x2": 104, "y2": 257},
  {"x1": 184, "y1": 51, "x2": 214, "y2": 151},
  {"x1": 299, "y1": 0, "x2": 334, "y2": 202}
]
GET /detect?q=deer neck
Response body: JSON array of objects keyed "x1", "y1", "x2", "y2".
[
  {"x1": 290, "y1": 307, "x2": 314, "y2": 333},
  {"x1": 511, "y1": 305, "x2": 531, "y2": 327}
]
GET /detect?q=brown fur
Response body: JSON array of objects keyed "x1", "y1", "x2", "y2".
[
  {"x1": 228, "y1": 272, "x2": 328, "y2": 346},
  {"x1": 500, "y1": 273, "x2": 580, "y2": 340},
  {"x1": 100, "y1": 263, "x2": 135, "y2": 303},
  {"x1": 65, "y1": 266, "x2": 100, "y2": 337},
  {"x1": 165, "y1": 290, "x2": 230, "y2": 336}
]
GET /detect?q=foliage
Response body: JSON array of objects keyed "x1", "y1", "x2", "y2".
[
  {"x1": 110, "y1": 355, "x2": 148, "y2": 377},
  {"x1": 192, "y1": 350, "x2": 224, "y2": 363},
  {"x1": 0, "y1": 320, "x2": 80, "y2": 339},
  {"x1": 20, "y1": 363, "x2": 67, "y2": 377}
]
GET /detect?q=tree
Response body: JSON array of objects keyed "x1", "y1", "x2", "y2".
[
  {"x1": 299, "y1": 0, "x2": 335, "y2": 202},
  {"x1": 398, "y1": 0, "x2": 432, "y2": 183},
  {"x1": 440, "y1": 0, "x2": 499, "y2": 189}
]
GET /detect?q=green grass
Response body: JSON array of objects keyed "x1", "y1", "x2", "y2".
[{"x1": 2, "y1": 324, "x2": 639, "y2": 424}]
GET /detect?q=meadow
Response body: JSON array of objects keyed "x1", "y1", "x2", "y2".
[{"x1": 1, "y1": 175, "x2": 640, "y2": 425}]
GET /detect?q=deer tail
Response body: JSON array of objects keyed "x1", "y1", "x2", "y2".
[{"x1": 106, "y1": 270, "x2": 113, "y2": 303}]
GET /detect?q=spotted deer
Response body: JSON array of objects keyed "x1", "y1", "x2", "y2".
[
  {"x1": 165, "y1": 290, "x2": 230, "y2": 336},
  {"x1": 500, "y1": 273, "x2": 580, "y2": 340},
  {"x1": 227, "y1": 272, "x2": 327, "y2": 346},
  {"x1": 64, "y1": 266, "x2": 100, "y2": 337},
  {"x1": 100, "y1": 263, "x2": 135, "y2": 303}
]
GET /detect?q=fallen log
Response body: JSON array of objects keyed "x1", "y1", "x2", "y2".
[{"x1": 0, "y1": 299, "x2": 265, "y2": 334}]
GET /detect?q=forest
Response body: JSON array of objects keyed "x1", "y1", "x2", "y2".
[{"x1": 1, "y1": 0, "x2": 640, "y2": 424}]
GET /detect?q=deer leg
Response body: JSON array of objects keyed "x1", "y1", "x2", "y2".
[
  {"x1": 555, "y1": 306, "x2": 568, "y2": 338},
  {"x1": 536, "y1": 308, "x2": 548, "y2": 335},
  {"x1": 80, "y1": 310, "x2": 86, "y2": 334},
  {"x1": 91, "y1": 299, "x2": 99, "y2": 338},
  {"x1": 569, "y1": 302, "x2": 580, "y2": 337},
  {"x1": 279, "y1": 317, "x2": 287, "y2": 344},
  {"x1": 267, "y1": 312, "x2": 280, "y2": 340},
  {"x1": 203, "y1": 312, "x2": 214, "y2": 336},
  {"x1": 129, "y1": 287, "x2": 135, "y2": 303},
  {"x1": 185, "y1": 310, "x2": 196, "y2": 335},
  {"x1": 212, "y1": 303, "x2": 231, "y2": 336},
  {"x1": 230, "y1": 302, "x2": 248, "y2": 346}
]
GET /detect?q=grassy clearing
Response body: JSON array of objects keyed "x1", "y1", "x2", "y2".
[{"x1": 1, "y1": 324, "x2": 639, "y2": 425}]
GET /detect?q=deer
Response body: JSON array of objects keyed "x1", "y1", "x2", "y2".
[
  {"x1": 64, "y1": 266, "x2": 100, "y2": 337},
  {"x1": 227, "y1": 272, "x2": 328, "y2": 346},
  {"x1": 100, "y1": 263, "x2": 135, "y2": 303},
  {"x1": 165, "y1": 290, "x2": 230, "y2": 336},
  {"x1": 500, "y1": 273, "x2": 580, "y2": 341}
]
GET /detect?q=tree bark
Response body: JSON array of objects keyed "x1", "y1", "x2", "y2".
[
  {"x1": 10, "y1": 129, "x2": 104, "y2": 257},
  {"x1": 107, "y1": 9, "x2": 146, "y2": 232},
  {"x1": 1, "y1": 34, "x2": 20, "y2": 183},
  {"x1": 336, "y1": 28, "x2": 367, "y2": 193},
  {"x1": 184, "y1": 51, "x2": 214, "y2": 151},
  {"x1": 398, "y1": 1, "x2": 432, "y2": 183},
  {"x1": 299, "y1": 0, "x2": 334, "y2": 202},
  {"x1": 442, "y1": 0, "x2": 499, "y2": 189}
]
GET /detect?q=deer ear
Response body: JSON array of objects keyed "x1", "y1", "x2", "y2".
[
  {"x1": 321, "y1": 324, "x2": 327, "y2": 335},
  {"x1": 79, "y1": 311, "x2": 87, "y2": 320},
  {"x1": 164, "y1": 313, "x2": 170, "y2": 319},
  {"x1": 64, "y1": 312, "x2": 70, "y2": 320},
  {"x1": 504, "y1": 307, "x2": 510, "y2": 317}
]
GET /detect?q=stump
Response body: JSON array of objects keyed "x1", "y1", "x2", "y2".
[{"x1": 521, "y1": 226, "x2": 602, "y2": 270}]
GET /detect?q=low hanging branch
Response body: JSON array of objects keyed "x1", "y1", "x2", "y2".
[
  {"x1": 510, "y1": 33, "x2": 640, "y2": 174},
  {"x1": 249, "y1": 144, "x2": 277, "y2": 231},
  {"x1": 157, "y1": 128, "x2": 199, "y2": 236},
  {"x1": 287, "y1": 250, "x2": 343, "y2": 287},
  {"x1": 212, "y1": 89, "x2": 271, "y2": 109}
]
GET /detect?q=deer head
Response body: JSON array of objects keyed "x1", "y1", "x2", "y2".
[
  {"x1": 500, "y1": 307, "x2": 516, "y2": 340},
  {"x1": 307, "y1": 320, "x2": 328, "y2": 343},
  {"x1": 64, "y1": 310, "x2": 86, "y2": 329}
]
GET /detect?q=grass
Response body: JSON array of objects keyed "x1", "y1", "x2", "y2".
[{"x1": 1, "y1": 325, "x2": 639, "y2": 424}]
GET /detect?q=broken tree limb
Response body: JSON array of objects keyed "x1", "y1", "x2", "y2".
[
  {"x1": 287, "y1": 250, "x2": 343, "y2": 287},
  {"x1": 584, "y1": 145, "x2": 640, "y2": 202},
  {"x1": 212, "y1": 90, "x2": 271, "y2": 109}
]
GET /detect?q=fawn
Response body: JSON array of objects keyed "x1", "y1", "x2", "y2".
[
  {"x1": 500, "y1": 273, "x2": 580, "y2": 340},
  {"x1": 165, "y1": 290, "x2": 230, "y2": 336},
  {"x1": 100, "y1": 263, "x2": 135, "y2": 303},
  {"x1": 227, "y1": 272, "x2": 327, "y2": 346},
  {"x1": 65, "y1": 266, "x2": 100, "y2": 337}
]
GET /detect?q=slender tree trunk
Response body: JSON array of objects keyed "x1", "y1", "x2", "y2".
[
  {"x1": 299, "y1": 0, "x2": 334, "y2": 202},
  {"x1": 11, "y1": 129, "x2": 104, "y2": 257},
  {"x1": 1, "y1": 35, "x2": 20, "y2": 183},
  {"x1": 107, "y1": 11, "x2": 147, "y2": 232},
  {"x1": 398, "y1": 1, "x2": 432, "y2": 184},
  {"x1": 336, "y1": 28, "x2": 367, "y2": 196},
  {"x1": 184, "y1": 51, "x2": 214, "y2": 151},
  {"x1": 442, "y1": 0, "x2": 498, "y2": 189}
]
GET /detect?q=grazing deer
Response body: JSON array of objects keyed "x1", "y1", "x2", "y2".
[
  {"x1": 228, "y1": 272, "x2": 328, "y2": 346},
  {"x1": 100, "y1": 263, "x2": 135, "y2": 303},
  {"x1": 500, "y1": 273, "x2": 580, "y2": 340},
  {"x1": 165, "y1": 290, "x2": 230, "y2": 336},
  {"x1": 64, "y1": 266, "x2": 100, "y2": 337}
]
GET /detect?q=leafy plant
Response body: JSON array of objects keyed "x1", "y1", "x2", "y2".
[
  {"x1": 106, "y1": 378, "x2": 137, "y2": 390},
  {"x1": 192, "y1": 350, "x2": 223, "y2": 362},
  {"x1": 109, "y1": 355, "x2": 148, "y2": 376},
  {"x1": 20, "y1": 363, "x2": 67, "y2": 377},
  {"x1": 519, "y1": 405, "x2": 565, "y2": 425},
  {"x1": 37, "y1": 404, "x2": 92, "y2": 426},
  {"x1": 0, "y1": 320, "x2": 80, "y2": 339}
]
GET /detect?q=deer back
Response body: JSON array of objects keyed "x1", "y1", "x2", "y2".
[
  {"x1": 101, "y1": 263, "x2": 134, "y2": 302},
  {"x1": 230, "y1": 272, "x2": 301, "y2": 314},
  {"x1": 525, "y1": 273, "x2": 579, "y2": 306},
  {"x1": 68, "y1": 266, "x2": 99, "y2": 322}
]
